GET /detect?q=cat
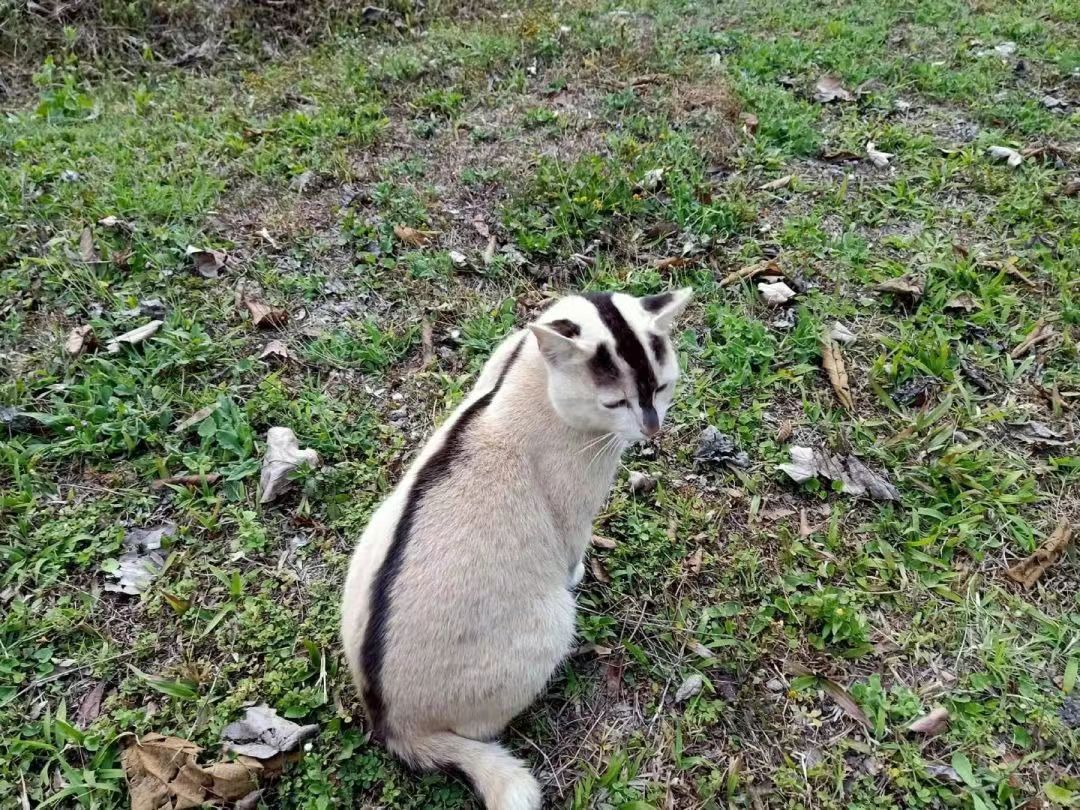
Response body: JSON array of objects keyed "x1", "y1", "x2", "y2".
[{"x1": 341, "y1": 289, "x2": 692, "y2": 810}]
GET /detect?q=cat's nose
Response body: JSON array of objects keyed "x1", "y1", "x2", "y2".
[{"x1": 641, "y1": 407, "x2": 660, "y2": 437}]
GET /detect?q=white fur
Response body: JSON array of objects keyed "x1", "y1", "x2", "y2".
[{"x1": 341, "y1": 290, "x2": 691, "y2": 809}]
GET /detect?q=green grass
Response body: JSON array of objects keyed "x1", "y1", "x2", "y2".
[{"x1": 1, "y1": 0, "x2": 1078, "y2": 807}]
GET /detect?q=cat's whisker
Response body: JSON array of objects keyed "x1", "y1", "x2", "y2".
[{"x1": 578, "y1": 432, "x2": 615, "y2": 454}]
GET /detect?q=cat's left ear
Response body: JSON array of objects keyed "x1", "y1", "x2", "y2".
[{"x1": 641, "y1": 287, "x2": 693, "y2": 333}]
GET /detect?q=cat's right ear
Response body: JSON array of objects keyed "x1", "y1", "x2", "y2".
[{"x1": 529, "y1": 322, "x2": 593, "y2": 366}]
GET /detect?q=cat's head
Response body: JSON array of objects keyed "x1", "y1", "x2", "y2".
[{"x1": 529, "y1": 289, "x2": 692, "y2": 441}]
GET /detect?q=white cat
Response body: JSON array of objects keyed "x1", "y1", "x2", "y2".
[{"x1": 341, "y1": 289, "x2": 692, "y2": 809}]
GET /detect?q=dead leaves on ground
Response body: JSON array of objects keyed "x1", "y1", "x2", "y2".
[
  {"x1": 907, "y1": 706, "x2": 950, "y2": 738},
  {"x1": 1006, "y1": 519, "x2": 1073, "y2": 589},
  {"x1": 65, "y1": 324, "x2": 96, "y2": 356},
  {"x1": 106, "y1": 320, "x2": 163, "y2": 354},
  {"x1": 1010, "y1": 318, "x2": 1057, "y2": 358},
  {"x1": 259, "y1": 427, "x2": 320, "y2": 504},
  {"x1": 813, "y1": 74, "x2": 854, "y2": 103},
  {"x1": 186, "y1": 246, "x2": 228, "y2": 279},
  {"x1": 244, "y1": 299, "x2": 289, "y2": 330},
  {"x1": 105, "y1": 524, "x2": 175, "y2": 595},
  {"x1": 780, "y1": 446, "x2": 900, "y2": 501},
  {"x1": 221, "y1": 705, "x2": 319, "y2": 760},
  {"x1": 787, "y1": 662, "x2": 871, "y2": 730},
  {"x1": 875, "y1": 274, "x2": 924, "y2": 302},
  {"x1": 393, "y1": 224, "x2": 437, "y2": 247},
  {"x1": 720, "y1": 258, "x2": 780, "y2": 287},
  {"x1": 820, "y1": 339, "x2": 854, "y2": 410},
  {"x1": 122, "y1": 734, "x2": 261, "y2": 810}
]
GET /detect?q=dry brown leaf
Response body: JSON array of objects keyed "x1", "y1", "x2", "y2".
[
  {"x1": 151, "y1": 473, "x2": 222, "y2": 491},
  {"x1": 655, "y1": 256, "x2": 691, "y2": 271},
  {"x1": 106, "y1": 320, "x2": 163, "y2": 354},
  {"x1": 1062, "y1": 178, "x2": 1080, "y2": 198},
  {"x1": 758, "y1": 281, "x2": 797, "y2": 305},
  {"x1": 875, "y1": 275, "x2": 924, "y2": 300},
  {"x1": 685, "y1": 547, "x2": 703, "y2": 575},
  {"x1": 245, "y1": 299, "x2": 289, "y2": 329},
  {"x1": 907, "y1": 706, "x2": 950, "y2": 738},
  {"x1": 720, "y1": 259, "x2": 779, "y2": 287},
  {"x1": 122, "y1": 732, "x2": 262, "y2": 810},
  {"x1": 393, "y1": 225, "x2": 436, "y2": 247},
  {"x1": 470, "y1": 216, "x2": 491, "y2": 238},
  {"x1": 186, "y1": 246, "x2": 227, "y2": 279},
  {"x1": 75, "y1": 681, "x2": 106, "y2": 729},
  {"x1": 799, "y1": 508, "x2": 812, "y2": 539},
  {"x1": 590, "y1": 557, "x2": 611, "y2": 584},
  {"x1": 1010, "y1": 319, "x2": 1056, "y2": 359},
  {"x1": 591, "y1": 534, "x2": 618, "y2": 550},
  {"x1": 420, "y1": 318, "x2": 435, "y2": 368},
  {"x1": 819, "y1": 676, "x2": 872, "y2": 730},
  {"x1": 945, "y1": 292, "x2": 978, "y2": 312},
  {"x1": 813, "y1": 74, "x2": 854, "y2": 103},
  {"x1": 980, "y1": 256, "x2": 1038, "y2": 288},
  {"x1": 79, "y1": 227, "x2": 98, "y2": 263},
  {"x1": 65, "y1": 324, "x2": 96, "y2": 356},
  {"x1": 1005, "y1": 519, "x2": 1073, "y2": 588},
  {"x1": 759, "y1": 174, "x2": 793, "y2": 191},
  {"x1": 258, "y1": 340, "x2": 291, "y2": 364},
  {"x1": 740, "y1": 112, "x2": 758, "y2": 134},
  {"x1": 776, "y1": 420, "x2": 794, "y2": 443},
  {"x1": 820, "y1": 339, "x2": 854, "y2": 410}
]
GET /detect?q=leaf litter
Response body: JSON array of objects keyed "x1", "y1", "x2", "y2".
[
  {"x1": 259, "y1": 427, "x2": 320, "y2": 504},
  {"x1": 694, "y1": 426, "x2": 750, "y2": 469},
  {"x1": 106, "y1": 320, "x2": 163, "y2": 354},
  {"x1": 220, "y1": 704, "x2": 319, "y2": 760},
  {"x1": 813, "y1": 74, "x2": 854, "y2": 103},
  {"x1": 65, "y1": 324, "x2": 96, "y2": 356},
  {"x1": 1005, "y1": 519, "x2": 1073, "y2": 588},
  {"x1": 780, "y1": 446, "x2": 900, "y2": 501},
  {"x1": 105, "y1": 524, "x2": 175, "y2": 595},
  {"x1": 820, "y1": 339, "x2": 854, "y2": 410},
  {"x1": 186, "y1": 246, "x2": 228, "y2": 279}
]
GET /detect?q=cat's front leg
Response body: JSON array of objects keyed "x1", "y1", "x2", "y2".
[{"x1": 567, "y1": 558, "x2": 585, "y2": 589}]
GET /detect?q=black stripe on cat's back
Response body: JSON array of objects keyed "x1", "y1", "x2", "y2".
[
  {"x1": 359, "y1": 334, "x2": 526, "y2": 738},
  {"x1": 584, "y1": 292, "x2": 657, "y2": 403}
]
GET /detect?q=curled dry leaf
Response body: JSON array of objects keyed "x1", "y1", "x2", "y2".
[
  {"x1": 820, "y1": 339, "x2": 854, "y2": 410},
  {"x1": 470, "y1": 216, "x2": 491, "y2": 239},
  {"x1": 685, "y1": 547, "x2": 703, "y2": 575},
  {"x1": 122, "y1": 732, "x2": 264, "y2": 810},
  {"x1": 779, "y1": 446, "x2": 900, "y2": 501},
  {"x1": 866, "y1": 141, "x2": 894, "y2": 168},
  {"x1": 245, "y1": 299, "x2": 289, "y2": 329},
  {"x1": 65, "y1": 324, "x2": 96, "y2": 356},
  {"x1": 758, "y1": 281, "x2": 797, "y2": 306},
  {"x1": 105, "y1": 524, "x2": 175, "y2": 595},
  {"x1": 675, "y1": 673, "x2": 704, "y2": 703},
  {"x1": 1005, "y1": 519, "x2": 1073, "y2": 589},
  {"x1": 259, "y1": 340, "x2": 292, "y2": 364},
  {"x1": 875, "y1": 275, "x2": 924, "y2": 300},
  {"x1": 221, "y1": 705, "x2": 319, "y2": 760},
  {"x1": 945, "y1": 292, "x2": 978, "y2": 312},
  {"x1": 655, "y1": 256, "x2": 691, "y2": 271},
  {"x1": 907, "y1": 706, "x2": 950, "y2": 738},
  {"x1": 759, "y1": 174, "x2": 793, "y2": 191},
  {"x1": 1010, "y1": 319, "x2": 1056, "y2": 358},
  {"x1": 186, "y1": 246, "x2": 227, "y2": 279},
  {"x1": 79, "y1": 227, "x2": 98, "y2": 263},
  {"x1": 259, "y1": 427, "x2": 320, "y2": 504},
  {"x1": 721, "y1": 259, "x2": 780, "y2": 287},
  {"x1": 829, "y1": 322, "x2": 856, "y2": 345},
  {"x1": 590, "y1": 556, "x2": 611, "y2": 584},
  {"x1": 1010, "y1": 420, "x2": 1068, "y2": 448},
  {"x1": 695, "y1": 426, "x2": 750, "y2": 468},
  {"x1": 813, "y1": 74, "x2": 854, "y2": 103},
  {"x1": 628, "y1": 470, "x2": 657, "y2": 495},
  {"x1": 393, "y1": 224, "x2": 436, "y2": 247},
  {"x1": 988, "y1": 145, "x2": 1023, "y2": 167},
  {"x1": 106, "y1": 320, "x2": 163, "y2": 354},
  {"x1": 591, "y1": 534, "x2": 618, "y2": 550},
  {"x1": 482, "y1": 235, "x2": 497, "y2": 266},
  {"x1": 76, "y1": 681, "x2": 107, "y2": 729}
]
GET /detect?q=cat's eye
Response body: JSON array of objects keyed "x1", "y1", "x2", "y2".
[{"x1": 603, "y1": 399, "x2": 629, "y2": 409}]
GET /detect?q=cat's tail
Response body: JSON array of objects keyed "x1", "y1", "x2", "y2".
[{"x1": 389, "y1": 732, "x2": 541, "y2": 810}]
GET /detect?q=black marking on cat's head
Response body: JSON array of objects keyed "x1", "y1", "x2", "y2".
[
  {"x1": 649, "y1": 333, "x2": 667, "y2": 364},
  {"x1": 546, "y1": 318, "x2": 581, "y2": 338},
  {"x1": 588, "y1": 343, "x2": 620, "y2": 385},
  {"x1": 641, "y1": 292, "x2": 673, "y2": 314}
]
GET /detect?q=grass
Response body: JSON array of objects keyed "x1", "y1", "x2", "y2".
[{"x1": 1, "y1": 0, "x2": 1078, "y2": 807}]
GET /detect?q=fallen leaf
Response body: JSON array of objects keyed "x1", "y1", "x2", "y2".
[
  {"x1": 820, "y1": 149, "x2": 862, "y2": 163},
  {"x1": 759, "y1": 174, "x2": 793, "y2": 191},
  {"x1": 628, "y1": 470, "x2": 656, "y2": 495},
  {"x1": 590, "y1": 557, "x2": 611, "y2": 584},
  {"x1": 393, "y1": 225, "x2": 436, "y2": 247},
  {"x1": 1010, "y1": 319, "x2": 1056, "y2": 359},
  {"x1": 651, "y1": 255, "x2": 691, "y2": 273},
  {"x1": 685, "y1": 547, "x2": 703, "y2": 575},
  {"x1": 258, "y1": 340, "x2": 292, "y2": 364},
  {"x1": 844, "y1": 455, "x2": 901, "y2": 501},
  {"x1": 758, "y1": 280, "x2": 797, "y2": 306},
  {"x1": 776, "y1": 420, "x2": 794, "y2": 443},
  {"x1": 1041, "y1": 94, "x2": 1065, "y2": 109},
  {"x1": 105, "y1": 524, "x2": 175, "y2": 595},
  {"x1": 65, "y1": 324, "x2": 96, "y2": 356},
  {"x1": 779, "y1": 446, "x2": 818, "y2": 483},
  {"x1": 591, "y1": 534, "x2": 618, "y2": 550},
  {"x1": 259, "y1": 427, "x2": 320, "y2": 504},
  {"x1": 106, "y1": 320, "x2": 163, "y2": 354},
  {"x1": 945, "y1": 292, "x2": 978, "y2": 312},
  {"x1": 829, "y1": 322, "x2": 856, "y2": 345},
  {"x1": 641, "y1": 168, "x2": 665, "y2": 191},
  {"x1": 694, "y1": 426, "x2": 750, "y2": 468},
  {"x1": 151, "y1": 473, "x2": 222, "y2": 491},
  {"x1": 602, "y1": 657, "x2": 625, "y2": 696},
  {"x1": 98, "y1": 215, "x2": 131, "y2": 231},
  {"x1": 471, "y1": 216, "x2": 491, "y2": 238},
  {"x1": 1062, "y1": 178, "x2": 1080, "y2": 197},
  {"x1": 675, "y1": 673, "x2": 704, "y2": 703},
  {"x1": 959, "y1": 359, "x2": 993, "y2": 392},
  {"x1": 814, "y1": 74, "x2": 854, "y2": 103},
  {"x1": 419, "y1": 318, "x2": 435, "y2": 368},
  {"x1": 720, "y1": 259, "x2": 779, "y2": 287},
  {"x1": 448, "y1": 249, "x2": 468, "y2": 269},
  {"x1": 221, "y1": 705, "x2": 319, "y2": 760},
  {"x1": 820, "y1": 339, "x2": 854, "y2": 410},
  {"x1": 1010, "y1": 421, "x2": 1068, "y2": 448},
  {"x1": 245, "y1": 299, "x2": 289, "y2": 329},
  {"x1": 819, "y1": 677, "x2": 872, "y2": 729},
  {"x1": 988, "y1": 145, "x2": 1023, "y2": 168},
  {"x1": 875, "y1": 275, "x2": 924, "y2": 300},
  {"x1": 1006, "y1": 519, "x2": 1073, "y2": 588},
  {"x1": 175, "y1": 403, "x2": 218, "y2": 433},
  {"x1": 740, "y1": 112, "x2": 758, "y2": 134},
  {"x1": 866, "y1": 141, "x2": 894, "y2": 168},
  {"x1": 689, "y1": 641, "x2": 714, "y2": 659},
  {"x1": 907, "y1": 706, "x2": 950, "y2": 738},
  {"x1": 780, "y1": 447, "x2": 899, "y2": 501},
  {"x1": 979, "y1": 255, "x2": 1038, "y2": 288},
  {"x1": 186, "y1": 246, "x2": 227, "y2": 279},
  {"x1": 892, "y1": 376, "x2": 938, "y2": 408},
  {"x1": 258, "y1": 228, "x2": 279, "y2": 249},
  {"x1": 925, "y1": 764, "x2": 963, "y2": 784},
  {"x1": 79, "y1": 227, "x2": 98, "y2": 262},
  {"x1": 122, "y1": 732, "x2": 263, "y2": 810},
  {"x1": 75, "y1": 681, "x2": 107, "y2": 729}
]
